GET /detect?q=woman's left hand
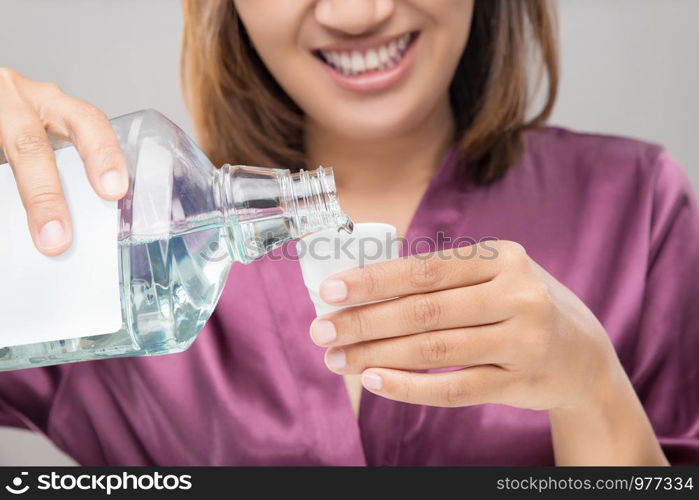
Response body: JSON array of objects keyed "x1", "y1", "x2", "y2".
[{"x1": 309, "y1": 240, "x2": 623, "y2": 411}]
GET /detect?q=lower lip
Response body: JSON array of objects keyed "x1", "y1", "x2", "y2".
[{"x1": 319, "y1": 37, "x2": 418, "y2": 93}]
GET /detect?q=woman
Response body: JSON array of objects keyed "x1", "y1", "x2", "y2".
[{"x1": 0, "y1": 0, "x2": 697, "y2": 465}]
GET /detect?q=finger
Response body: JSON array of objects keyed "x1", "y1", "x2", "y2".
[
  {"x1": 319, "y1": 241, "x2": 526, "y2": 305},
  {"x1": 310, "y1": 279, "x2": 511, "y2": 346},
  {"x1": 0, "y1": 96, "x2": 72, "y2": 255},
  {"x1": 323, "y1": 323, "x2": 512, "y2": 374},
  {"x1": 39, "y1": 92, "x2": 128, "y2": 200},
  {"x1": 360, "y1": 365, "x2": 511, "y2": 407}
]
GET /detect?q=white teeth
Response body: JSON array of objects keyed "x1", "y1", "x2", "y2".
[
  {"x1": 319, "y1": 33, "x2": 413, "y2": 76},
  {"x1": 388, "y1": 41, "x2": 398, "y2": 59},
  {"x1": 378, "y1": 46, "x2": 390, "y2": 66},
  {"x1": 350, "y1": 51, "x2": 365, "y2": 73},
  {"x1": 331, "y1": 52, "x2": 341, "y2": 68},
  {"x1": 322, "y1": 50, "x2": 334, "y2": 66},
  {"x1": 365, "y1": 48, "x2": 379, "y2": 70},
  {"x1": 340, "y1": 52, "x2": 351, "y2": 74}
]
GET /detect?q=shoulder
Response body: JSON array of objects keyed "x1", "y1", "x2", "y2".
[
  {"x1": 522, "y1": 126, "x2": 667, "y2": 183},
  {"x1": 516, "y1": 126, "x2": 694, "y2": 211},
  {"x1": 519, "y1": 126, "x2": 697, "y2": 246}
]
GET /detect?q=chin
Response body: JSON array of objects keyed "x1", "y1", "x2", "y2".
[{"x1": 317, "y1": 102, "x2": 428, "y2": 143}]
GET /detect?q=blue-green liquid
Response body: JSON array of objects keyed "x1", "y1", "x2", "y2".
[{"x1": 0, "y1": 222, "x2": 232, "y2": 371}]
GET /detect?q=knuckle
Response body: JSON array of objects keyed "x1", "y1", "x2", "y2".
[
  {"x1": 0, "y1": 67, "x2": 19, "y2": 84},
  {"x1": 521, "y1": 328, "x2": 544, "y2": 351},
  {"x1": 398, "y1": 373, "x2": 413, "y2": 401},
  {"x1": 354, "y1": 343, "x2": 375, "y2": 370},
  {"x1": 519, "y1": 282, "x2": 553, "y2": 314},
  {"x1": 519, "y1": 328, "x2": 550, "y2": 361},
  {"x1": 532, "y1": 282, "x2": 553, "y2": 305},
  {"x1": 93, "y1": 143, "x2": 124, "y2": 171},
  {"x1": 360, "y1": 265, "x2": 381, "y2": 298},
  {"x1": 346, "y1": 308, "x2": 371, "y2": 342},
  {"x1": 501, "y1": 239, "x2": 527, "y2": 255},
  {"x1": 38, "y1": 81, "x2": 63, "y2": 96},
  {"x1": 419, "y1": 334, "x2": 449, "y2": 365},
  {"x1": 408, "y1": 256, "x2": 441, "y2": 289},
  {"x1": 27, "y1": 189, "x2": 64, "y2": 211},
  {"x1": 14, "y1": 133, "x2": 51, "y2": 156},
  {"x1": 445, "y1": 378, "x2": 468, "y2": 407},
  {"x1": 497, "y1": 240, "x2": 529, "y2": 268},
  {"x1": 410, "y1": 294, "x2": 441, "y2": 331},
  {"x1": 522, "y1": 369, "x2": 547, "y2": 393},
  {"x1": 73, "y1": 100, "x2": 106, "y2": 120}
]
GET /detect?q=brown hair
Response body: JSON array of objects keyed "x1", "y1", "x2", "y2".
[{"x1": 181, "y1": 0, "x2": 558, "y2": 184}]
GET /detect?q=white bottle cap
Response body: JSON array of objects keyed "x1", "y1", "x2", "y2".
[{"x1": 298, "y1": 222, "x2": 399, "y2": 316}]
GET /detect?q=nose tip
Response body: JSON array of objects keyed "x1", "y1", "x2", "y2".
[{"x1": 315, "y1": 0, "x2": 395, "y2": 36}]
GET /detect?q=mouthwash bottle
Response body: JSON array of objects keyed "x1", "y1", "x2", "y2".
[{"x1": 0, "y1": 109, "x2": 352, "y2": 371}]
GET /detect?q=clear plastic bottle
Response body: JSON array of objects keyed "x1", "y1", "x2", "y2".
[{"x1": 0, "y1": 109, "x2": 352, "y2": 371}]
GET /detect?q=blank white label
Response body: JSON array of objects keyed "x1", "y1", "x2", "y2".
[{"x1": 0, "y1": 146, "x2": 122, "y2": 348}]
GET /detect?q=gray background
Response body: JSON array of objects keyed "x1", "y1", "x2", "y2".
[{"x1": 0, "y1": 0, "x2": 697, "y2": 465}]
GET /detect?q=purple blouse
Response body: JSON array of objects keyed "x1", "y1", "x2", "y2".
[{"x1": 1, "y1": 127, "x2": 698, "y2": 465}]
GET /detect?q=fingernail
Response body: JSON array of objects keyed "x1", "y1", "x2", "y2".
[
  {"x1": 362, "y1": 371, "x2": 383, "y2": 391},
  {"x1": 310, "y1": 320, "x2": 336, "y2": 345},
  {"x1": 325, "y1": 349, "x2": 346, "y2": 371},
  {"x1": 39, "y1": 220, "x2": 67, "y2": 249},
  {"x1": 100, "y1": 169, "x2": 128, "y2": 197},
  {"x1": 320, "y1": 279, "x2": 347, "y2": 303}
]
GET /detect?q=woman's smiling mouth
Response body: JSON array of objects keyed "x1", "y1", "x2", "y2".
[{"x1": 313, "y1": 32, "x2": 419, "y2": 93}]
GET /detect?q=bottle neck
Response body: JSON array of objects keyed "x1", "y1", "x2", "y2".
[
  {"x1": 214, "y1": 164, "x2": 353, "y2": 263},
  {"x1": 284, "y1": 166, "x2": 354, "y2": 236}
]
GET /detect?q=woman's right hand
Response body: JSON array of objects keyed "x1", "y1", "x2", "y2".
[{"x1": 0, "y1": 68, "x2": 129, "y2": 256}]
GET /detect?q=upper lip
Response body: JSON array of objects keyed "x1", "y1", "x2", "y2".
[{"x1": 312, "y1": 31, "x2": 415, "y2": 53}]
